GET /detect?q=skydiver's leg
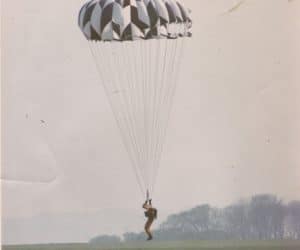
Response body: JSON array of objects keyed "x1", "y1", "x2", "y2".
[{"x1": 145, "y1": 219, "x2": 154, "y2": 240}]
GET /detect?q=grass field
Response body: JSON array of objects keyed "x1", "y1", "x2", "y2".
[{"x1": 3, "y1": 240, "x2": 300, "y2": 250}]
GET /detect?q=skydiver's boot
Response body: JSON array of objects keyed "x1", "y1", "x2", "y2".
[{"x1": 147, "y1": 234, "x2": 153, "y2": 241}]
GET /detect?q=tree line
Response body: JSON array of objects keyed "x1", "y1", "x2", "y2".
[{"x1": 89, "y1": 194, "x2": 300, "y2": 245}]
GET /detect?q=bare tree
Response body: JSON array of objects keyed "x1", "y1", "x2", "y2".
[
  {"x1": 248, "y1": 194, "x2": 284, "y2": 240},
  {"x1": 223, "y1": 200, "x2": 249, "y2": 239},
  {"x1": 285, "y1": 201, "x2": 300, "y2": 239}
]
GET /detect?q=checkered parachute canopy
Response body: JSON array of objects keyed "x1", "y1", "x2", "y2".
[{"x1": 78, "y1": 0, "x2": 192, "y2": 41}]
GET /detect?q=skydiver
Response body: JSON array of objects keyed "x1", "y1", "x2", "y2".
[{"x1": 143, "y1": 198, "x2": 157, "y2": 241}]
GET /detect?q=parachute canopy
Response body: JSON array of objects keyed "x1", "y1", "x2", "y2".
[
  {"x1": 78, "y1": 0, "x2": 192, "y2": 198},
  {"x1": 78, "y1": 0, "x2": 192, "y2": 41}
]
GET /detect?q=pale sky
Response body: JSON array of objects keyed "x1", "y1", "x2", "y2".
[{"x1": 2, "y1": 0, "x2": 300, "y2": 245}]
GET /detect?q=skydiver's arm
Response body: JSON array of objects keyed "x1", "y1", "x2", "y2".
[
  {"x1": 143, "y1": 200, "x2": 148, "y2": 209},
  {"x1": 144, "y1": 200, "x2": 154, "y2": 209}
]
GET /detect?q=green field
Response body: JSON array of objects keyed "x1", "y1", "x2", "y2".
[{"x1": 3, "y1": 240, "x2": 300, "y2": 250}]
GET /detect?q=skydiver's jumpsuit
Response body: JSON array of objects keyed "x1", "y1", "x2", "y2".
[{"x1": 143, "y1": 200, "x2": 157, "y2": 240}]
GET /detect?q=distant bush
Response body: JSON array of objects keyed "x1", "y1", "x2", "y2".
[{"x1": 89, "y1": 235, "x2": 121, "y2": 246}]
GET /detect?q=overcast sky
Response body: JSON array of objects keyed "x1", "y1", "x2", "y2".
[{"x1": 2, "y1": 0, "x2": 300, "y2": 245}]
